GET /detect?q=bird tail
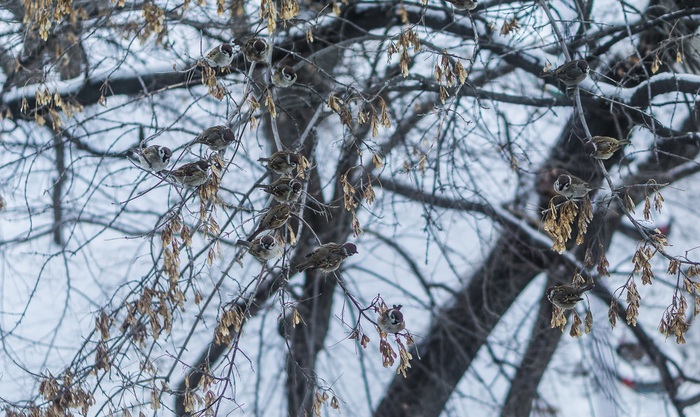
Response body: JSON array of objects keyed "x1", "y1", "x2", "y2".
[
  {"x1": 618, "y1": 139, "x2": 631, "y2": 145},
  {"x1": 296, "y1": 261, "x2": 313, "y2": 272},
  {"x1": 538, "y1": 70, "x2": 554, "y2": 78},
  {"x1": 235, "y1": 240, "x2": 251, "y2": 247},
  {"x1": 580, "y1": 284, "x2": 595, "y2": 293},
  {"x1": 257, "y1": 157, "x2": 268, "y2": 162}
]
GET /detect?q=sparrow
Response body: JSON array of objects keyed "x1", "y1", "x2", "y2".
[
  {"x1": 204, "y1": 43, "x2": 234, "y2": 68},
  {"x1": 248, "y1": 204, "x2": 292, "y2": 241},
  {"x1": 258, "y1": 150, "x2": 300, "y2": 176},
  {"x1": 546, "y1": 284, "x2": 594, "y2": 310},
  {"x1": 296, "y1": 242, "x2": 358, "y2": 273},
  {"x1": 242, "y1": 38, "x2": 271, "y2": 63},
  {"x1": 584, "y1": 136, "x2": 631, "y2": 160},
  {"x1": 256, "y1": 178, "x2": 303, "y2": 203},
  {"x1": 444, "y1": 0, "x2": 478, "y2": 10},
  {"x1": 193, "y1": 126, "x2": 236, "y2": 151},
  {"x1": 539, "y1": 60, "x2": 589, "y2": 86},
  {"x1": 169, "y1": 160, "x2": 210, "y2": 187},
  {"x1": 377, "y1": 305, "x2": 405, "y2": 334},
  {"x1": 236, "y1": 235, "x2": 278, "y2": 262},
  {"x1": 553, "y1": 174, "x2": 597, "y2": 199},
  {"x1": 272, "y1": 66, "x2": 297, "y2": 88},
  {"x1": 136, "y1": 145, "x2": 172, "y2": 172}
]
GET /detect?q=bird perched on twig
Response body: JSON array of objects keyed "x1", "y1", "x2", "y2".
[
  {"x1": 296, "y1": 242, "x2": 358, "y2": 273},
  {"x1": 238, "y1": 38, "x2": 271, "y2": 63},
  {"x1": 256, "y1": 178, "x2": 303, "y2": 203},
  {"x1": 546, "y1": 284, "x2": 594, "y2": 310},
  {"x1": 248, "y1": 204, "x2": 292, "y2": 241},
  {"x1": 553, "y1": 173, "x2": 598, "y2": 199},
  {"x1": 444, "y1": 0, "x2": 478, "y2": 10},
  {"x1": 168, "y1": 160, "x2": 210, "y2": 187},
  {"x1": 136, "y1": 145, "x2": 172, "y2": 172},
  {"x1": 539, "y1": 60, "x2": 589, "y2": 86},
  {"x1": 272, "y1": 66, "x2": 297, "y2": 88},
  {"x1": 236, "y1": 235, "x2": 278, "y2": 263},
  {"x1": 378, "y1": 305, "x2": 405, "y2": 334},
  {"x1": 193, "y1": 126, "x2": 236, "y2": 152},
  {"x1": 585, "y1": 136, "x2": 630, "y2": 160},
  {"x1": 258, "y1": 150, "x2": 300, "y2": 176},
  {"x1": 204, "y1": 43, "x2": 234, "y2": 68}
]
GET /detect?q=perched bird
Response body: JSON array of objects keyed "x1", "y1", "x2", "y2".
[
  {"x1": 296, "y1": 242, "x2": 358, "y2": 273},
  {"x1": 194, "y1": 126, "x2": 236, "y2": 152},
  {"x1": 136, "y1": 145, "x2": 172, "y2": 172},
  {"x1": 242, "y1": 38, "x2": 271, "y2": 63},
  {"x1": 256, "y1": 178, "x2": 303, "y2": 203},
  {"x1": 169, "y1": 160, "x2": 210, "y2": 187},
  {"x1": 236, "y1": 235, "x2": 278, "y2": 263},
  {"x1": 248, "y1": 204, "x2": 292, "y2": 241},
  {"x1": 584, "y1": 136, "x2": 631, "y2": 160},
  {"x1": 553, "y1": 174, "x2": 597, "y2": 199},
  {"x1": 258, "y1": 150, "x2": 300, "y2": 176},
  {"x1": 378, "y1": 305, "x2": 405, "y2": 334},
  {"x1": 539, "y1": 60, "x2": 589, "y2": 86},
  {"x1": 204, "y1": 43, "x2": 234, "y2": 68},
  {"x1": 272, "y1": 66, "x2": 297, "y2": 88},
  {"x1": 444, "y1": 0, "x2": 478, "y2": 10},
  {"x1": 546, "y1": 284, "x2": 595, "y2": 310}
]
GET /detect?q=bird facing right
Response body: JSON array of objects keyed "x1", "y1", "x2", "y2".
[
  {"x1": 585, "y1": 136, "x2": 630, "y2": 160},
  {"x1": 258, "y1": 150, "x2": 300, "y2": 176},
  {"x1": 539, "y1": 60, "x2": 589, "y2": 86},
  {"x1": 204, "y1": 43, "x2": 234, "y2": 68},
  {"x1": 546, "y1": 284, "x2": 595, "y2": 310},
  {"x1": 296, "y1": 242, "x2": 358, "y2": 273},
  {"x1": 256, "y1": 178, "x2": 303, "y2": 203},
  {"x1": 236, "y1": 235, "x2": 278, "y2": 263},
  {"x1": 194, "y1": 126, "x2": 236, "y2": 151},
  {"x1": 377, "y1": 305, "x2": 406, "y2": 334},
  {"x1": 272, "y1": 66, "x2": 297, "y2": 88},
  {"x1": 136, "y1": 145, "x2": 172, "y2": 172}
]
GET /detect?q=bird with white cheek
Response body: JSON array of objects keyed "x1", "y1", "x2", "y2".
[{"x1": 377, "y1": 305, "x2": 406, "y2": 334}]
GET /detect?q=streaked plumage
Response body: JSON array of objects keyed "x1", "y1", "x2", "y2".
[
  {"x1": 296, "y1": 242, "x2": 358, "y2": 273},
  {"x1": 256, "y1": 178, "x2": 303, "y2": 203},
  {"x1": 378, "y1": 305, "x2": 405, "y2": 334},
  {"x1": 194, "y1": 126, "x2": 236, "y2": 151},
  {"x1": 243, "y1": 38, "x2": 271, "y2": 63},
  {"x1": 553, "y1": 174, "x2": 596, "y2": 199},
  {"x1": 585, "y1": 136, "x2": 630, "y2": 160},
  {"x1": 546, "y1": 284, "x2": 594, "y2": 310},
  {"x1": 539, "y1": 60, "x2": 589, "y2": 86},
  {"x1": 169, "y1": 160, "x2": 210, "y2": 187},
  {"x1": 272, "y1": 66, "x2": 297, "y2": 88},
  {"x1": 248, "y1": 204, "x2": 292, "y2": 241},
  {"x1": 136, "y1": 145, "x2": 172, "y2": 172},
  {"x1": 236, "y1": 235, "x2": 278, "y2": 262},
  {"x1": 204, "y1": 43, "x2": 234, "y2": 68},
  {"x1": 258, "y1": 150, "x2": 300, "y2": 176}
]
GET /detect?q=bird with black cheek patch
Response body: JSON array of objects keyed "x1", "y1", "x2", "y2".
[
  {"x1": 193, "y1": 126, "x2": 236, "y2": 152},
  {"x1": 136, "y1": 145, "x2": 172, "y2": 172},
  {"x1": 272, "y1": 66, "x2": 297, "y2": 88},
  {"x1": 256, "y1": 178, "x2": 303, "y2": 203},
  {"x1": 585, "y1": 136, "x2": 630, "y2": 160},
  {"x1": 236, "y1": 235, "x2": 278, "y2": 263},
  {"x1": 204, "y1": 43, "x2": 234, "y2": 68},
  {"x1": 247, "y1": 204, "x2": 292, "y2": 241},
  {"x1": 546, "y1": 284, "x2": 594, "y2": 310},
  {"x1": 258, "y1": 150, "x2": 300, "y2": 176},
  {"x1": 169, "y1": 160, "x2": 210, "y2": 187},
  {"x1": 377, "y1": 305, "x2": 405, "y2": 334},
  {"x1": 241, "y1": 38, "x2": 271, "y2": 63},
  {"x1": 553, "y1": 173, "x2": 598, "y2": 199},
  {"x1": 296, "y1": 242, "x2": 358, "y2": 273},
  {"x1": 539, "y1": 60, "x2": 589, "y2": 86}
]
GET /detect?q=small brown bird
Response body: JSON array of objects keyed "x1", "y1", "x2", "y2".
[
  {"x1": 296, "y1": 242, "x2": 358, "y2": 273},
  {"x1": 272, "y1": 66, "x2": 297, "y2": 88},
  {"x1": 377, "y1": 305, "x2": 405, "y2": 334},
  {"x1": 169, "y1": 160, "x2": 210, "y2": 187},
  {"x1": 194, "y1": 126, "x2": 236, "y2": 152},
  {"x1": 236, "y1": 235, "x2": 278, "y2": 262},
  {"x1": 136, "y1": 145, "x2": 172, "y2": 172},
  {"x1": 256, "y1": 178, "x2": 303, "y2": 203},
  {"x1": 546, "y1": 284, "x2": 595, "y2": 310},
  {"x1": 584, "y1": 136, "x2": 630, "y2": 160},
  {"x1": 204, "y1": 43, "x2": 234, "y2": 68},
  {"x1": 258, "y1": 150, "x2": 300, "y2": 176},
  {"x1": 553, "y1": 174, "x2": 597, "y2": 199},
  {"x1": 539, "y1": 60, "x2": 589, "y2": 86},
  {"x1": 242, "y1": 38, "x2": 271, "y2": 63},
  {"x1": 444, "y1": 0, "x2": 478, "y2": 10},
  {"x1": 248, "y1": 204, "x2": 292, "y2": 241}
]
